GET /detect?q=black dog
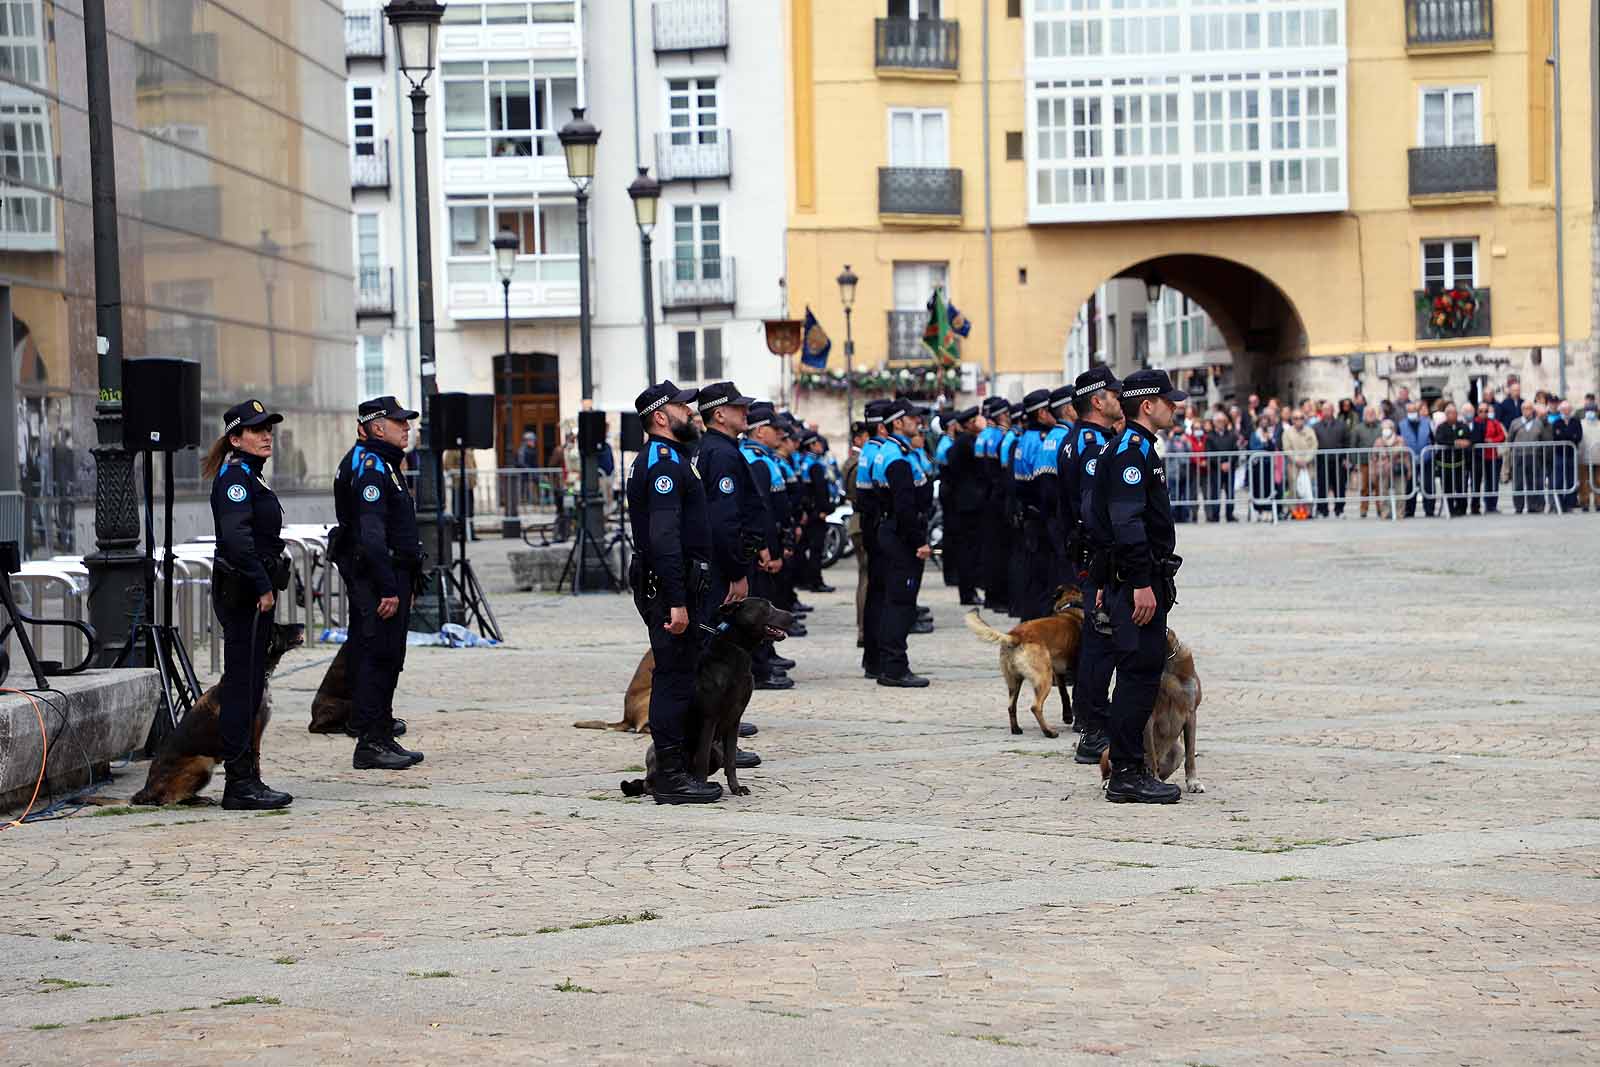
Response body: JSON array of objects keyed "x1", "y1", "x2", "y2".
[{"x1": 622, "y1": 597, "x2": 794, "y2": 799}]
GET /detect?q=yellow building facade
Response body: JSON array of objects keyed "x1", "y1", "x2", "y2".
[{"x1": 785, "y1": 0, "x2": 1596, "y2": 404}]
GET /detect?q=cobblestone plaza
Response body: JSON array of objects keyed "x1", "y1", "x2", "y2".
[{"x1": 2, "y1": 517, "x2": 1597, "y2": 1065}]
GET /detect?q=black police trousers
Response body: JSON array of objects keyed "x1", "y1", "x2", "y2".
[
  {"x1": 1071, "y1": 580, "x2": 1114, "y2": 736},
  {"x1": 1105, "y1": 582, "x2": 1169, "y2": 768},
  {"x1": 860, "y1": 516, "x2": 885, "y2": 673},
  {"x1": 1020, "y1": 520, "x2": 1056, "y2": 620},
  {"x1": 1007, "y1": 521, "x2": 1029, "y2": 619},
  {"x1": 875, "y1": 523, "x2": 923, "y2": 679},
  {"x1": 645, "y1": 603, "x2": 701, "y2": 751},
  {"x1": 953, "y1": 507, "x2": 982, "y2": 602},
  {"x1": 216, "y1": 592, "x2": 273, "y2": 773},
  {"x1": 981, "y1": 508, "x2": 1012, "y2": 610},
  {"x1": 747, "y1": 564, "x2": 782, "y2": 680},
  {"x1": 802, "y1": 518, "x2": 826, "y2": 588},
  {"x1": 343, "y1": 568, "x2": 411, "y2": 742}
]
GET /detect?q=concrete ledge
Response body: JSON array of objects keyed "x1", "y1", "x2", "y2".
[
  {"x1": 508, "y1": 544, "x2": 626, "y2": 593},
  {"x1": 0, "y1": 669, "x2": 161, "y2": 813}
]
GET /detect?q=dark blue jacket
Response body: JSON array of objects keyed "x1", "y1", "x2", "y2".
[
  {"x1": 333, "y1": 439, "x2": 419, "y2": 598},
  {"x1": 211, "y1": 452, "x2": 283, "y2": 597},
  {"x1": 697, "y1": 428, "x2": 763, "y2": 579},
  {"x1": 627, "y1": 435, "x2": 710, "y2": 607},
  {"x1": 1088, "y1": 422, "x2": 1174, "y2": 589}
]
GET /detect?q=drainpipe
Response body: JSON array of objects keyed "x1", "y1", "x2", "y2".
[
  {"x1": 980, "y1": 0, "x2": 997, "y2": 394},
  {"x1": 1551, "y1": 0, "x2": 1569, "y2": 398},
  {"x1": 630, "y1": 0, "x2": 643, "y2": 167}
]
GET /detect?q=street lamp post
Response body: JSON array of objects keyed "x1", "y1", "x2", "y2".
[
  {"x1": 627, "y1": 166, "x2": 661, "y2": 384},
  {"x1": 558, "y1": 108, "x2": 603, "y2": 587},
  {"x1": 493, "y1": 228, "x2": 520, "y2": 538},
  {"x1": 256, "y1": 228, "x2": 281, "y2": 394},
  {"x1": 384, "y1": 0, "x2": 451, "y2": 626},
  {"x1": 837, "y1": 265, "x2": 859, "y2": 424}
]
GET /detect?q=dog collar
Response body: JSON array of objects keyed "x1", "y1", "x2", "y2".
[{"x1": 697, "y1": 621, "x2": 732, "y2": 636}]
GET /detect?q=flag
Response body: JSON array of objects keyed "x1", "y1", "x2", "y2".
[
  {"x1": 801, "y1": 307, "x2": 832, "y2": 369},
  {"x1": 921, "y1": 287, "x2": 967, "y2": 367}
]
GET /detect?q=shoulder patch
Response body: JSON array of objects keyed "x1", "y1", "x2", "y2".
[
  {"x1": 362, "y1": 484, "x2": 381, "y2": 502},
  {"x1": 1122, "y1": 465, "x2": 1143, "y2": 485},
  {"x1": 718, "y1": 476, "x2": 735, "y2": 494},
  {"x1": 654, "y1": 474, "x2": 674, "y2": 495},
  {"x1": 225, "y1": 483, "x2": 248, "y2": 503}
]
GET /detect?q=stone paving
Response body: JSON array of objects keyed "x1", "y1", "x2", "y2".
[{"x1": 2, "y1": 516, "x2": 1599, "y2": 1065}]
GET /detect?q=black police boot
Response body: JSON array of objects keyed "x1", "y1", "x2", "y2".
[
  {"x1": 381, "y1": 736, "x2": 425, "y2": 766},
  {"x1": 391, "y1": 718, "x2": 408, "y2": 738},
  {"x1": 877, "y1": 672, "x2": 930, "y2": 688},
  {"x1": 916, "y1": 605, "x2": 932, "y2": 618},
  {"x1": 754, "y1": 672, "x2": 795, "y2": 691},
  {"x1": 791, "y1": 599, "x2": 815, "y2": 613},
  {"x1": 808, "y1": 582, "x2": 836, "y2": 594},
  {"x1": 738, "y1": 721, "x2": 758, "y2": 738},
  {"x1": 221, "y1": 759, "x2": 292, "y2": 811},
  {"x1": 354, "y1": 737, "x2": 415, "y2": 771},
  {"x1": 784, "y1": 620, "x2": 809, "y2": 638},
  {"x1": 653, "y1": 745, "x2": 722, "y2": 805},
  {"x1": 1105, "y1": 762, "x2": 1181, "y2": 804},
  {"x1": 910, "y1": 618, "x2": 934, "y2": 635},
  {"x1": 734, "y1": 748, "x2": 762, "y2": 769},
  {"x1": 1073, "y1": 729, "x2": 1110, "y2": 764},
  {"x1": 770, "y1": 653, "x2": 797, "y2": 671}
]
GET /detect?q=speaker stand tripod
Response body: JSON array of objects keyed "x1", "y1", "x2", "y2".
[
  {"x1": 116, "y1": 449, "x2": 202, "y2": 757},
  {"x1": 446, "y1": 446, "x2": 501, "y2": 641},
  {"x1": 557, "y1": 492, "x2": 619, "y2": 594}
]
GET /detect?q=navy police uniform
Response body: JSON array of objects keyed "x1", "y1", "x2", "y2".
[
  {"x1": 331, "y1": 395, "x2": 425, "y2": 770},
  {"x1": 209, "y1": 399, "x2": 292, "y2": 810},
  {"x1": 857, "y1": 402, "x2": 892, "y2": 675},
  {"x1": 1061, "y1": 368, "x2": 1121, "y2": 761},
  {"x1": 1086, "y1": 369, "x2": 1187, "y2": 803},
  {"x1": 872, "y1": 399, "x2": 931, "y2": 687},
  {"x1": 942, "y1": 407, "x2": 984, "y2": 605},
  {"x1": 975, "y1": 397, "x2": 1012, "y2": 613},
  {"x1": 740, "y1": 403, "x2": 795, "y2": 688},
  {"x1": 1000, "y1": 405, "x2": 1025, "y2": 618},
  {"x1": 694, "y1": 382, "x2": 762, "y2": 620}
]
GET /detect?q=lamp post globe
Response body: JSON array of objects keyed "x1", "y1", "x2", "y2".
[
  {"x1": 558, "y1": 107, "x2": 600, "y2": 189},
  {"x1": 628, "y1": 167, "x2": 661, "y2": 385},
  {"x1": 558, "y1": 107, "x2": 604, "y2": 589},
  {"x1": 836, "y1": 264, "x2": 859, "y2": 309},
  {"x1": 627, "y1": 166, "x2": 661, "y2": 233},
  {"x1": 492, "y1": 229, "x2": 518, "y2": 283},
  {"x1": 383, "y1": 0, "x2": 445, "y2": 89}
]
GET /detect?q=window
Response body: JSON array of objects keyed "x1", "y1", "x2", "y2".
[
  {"x1": 441, "y1": 58, "x2": 578, "y2": 159},
  {"x1": 142, "y1": 123, "x2": 209, "y2": 190},
  {"x1": 1421, "y1": 239, "x2": 1476, "y2": 292},
  {"x1": 0, "y1": 0, "x2": 44, "y2": 85},
  {"x1": 672, "y1": 204, "x2": 721, "y2": 281},
  {"x1": 356, "y1": 213, "x2": 380, "y2": 273},
  {"x1": 892, "y1": 261, "x2": 949, "y2": 310},
  {"x1": 1420, "y1": 87, "x2": 1478, "y2": 147},
  {"x1": 359, "y1": 336, "x2": 385, "y2": 397},
  {"x1": 440, "y1": 2, "x2": 576, "y2": 24},
  {"x1": 888, "y1": 108, "x2": 948, "y2": 167},
  {"x1": 674, "y1": 329, "x2": 723, "y2": 382},
  {"x1": 446, "y1": 192, "x2": 580, "y2": 287},
  {"x1": 1005, "y1": 130, "x2": 1023, "y2": 159},
  {"x1": 667, "y1": 77, "x2": 720, "y2": 146},
  {"x1": 701, "y1": 329, "x2": 723, "y2": 379},
  {"x1": 676, "y1": 331, "x2": 697, "y2": 381},
  {"x1": 0, "y1": 101, "x2": 54, "y2": 242},
  {"x1": 351, "y1": 85, "x2": 377, "y2": 156}
]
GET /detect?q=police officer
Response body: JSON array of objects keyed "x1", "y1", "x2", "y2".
[
  {"x1": 740, "y1": 403, "x2": 796, "y2": 690},
  {"x1": 331, "y1": 396, "x2": 427, "y2": 772},
  {"x1": 626, "y1": 381, "x2": 722, "y2": 804},
  {"x1": 933, "y1": 411, "x2": 959, "y2": 588},
  {"x1": 857, "y1": 399, "x2": 893, "y2": 675},
  {"x1": 999, "y1": 402, "x2": 1025, "y2": 618},
  {"x1": 205, "y1": 400, "x2": 293, "y2": 810},
  {"x1": 797, "y1": 431, "x2": 834, "y2": 593},
  {"x1": 1087, "y1": 369, "x2": 1187, "y2": 804},
  {"x1": 942, "y1": 407, "x2": 985, "y2": 605},
  {"x1": 975, "y1": 397, "x2": 1012, "y2": 614},
  {"x1": 1015, "y1": 389, "x2": 1060, "y2": 620},
  {"x1": 1043, "y1": 386, "x2": 1077, "y2": 595},
  {"x1": 1063, "y1": 367, "x2": 1123, "y2": 762},
  {"x1": 693, "y1": 381, "x2": 760, "y2": 616},
  {"x1": 872, "y1": 398, "x2": 932, "y2": 687}
]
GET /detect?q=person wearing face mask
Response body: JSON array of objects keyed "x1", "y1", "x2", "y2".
[
  {"x1": 626, "y1": 381, "x2": 721, "y2": 804},
  {"x1": 1508, "y1": 400, "x2": 1550, "y2": 513},
  {"x1": 1476, "y1": 402, "x2": 1507, "y2": 514},
  {"x1": 1398, "y1": 402, "x2": 1434, "y2": 517},
  {"x1": 1550, "y1": 400, "x2": 1584, "y2": 512},
  {"x1": 1371, "y1": 418, "x2": 1408, "y2": 519},
  {"x1": 1579, "y1": 404, "x2": 1600, "y2": 511}
]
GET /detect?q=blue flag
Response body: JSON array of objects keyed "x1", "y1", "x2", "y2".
[
  {"x1": 948, "y1": 298, "x2": 972, "y2": 339},
  {"x1": 801, "y1": 307, "x2": 832, "y2": 369}
]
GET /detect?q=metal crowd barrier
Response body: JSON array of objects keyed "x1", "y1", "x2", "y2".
[
  {"x1": 8, "y1": 563, "x2": 89, "y2": 668},
  {"x1": 1249, "y1": 445, "x2": 1420, "y2": 523},
  {"x1": 1420, "y1": 440, "x2": 1577, "y2": 517},
  {"x1": 1161, "y1": 448, "x2": 1263, "y2": 523}
]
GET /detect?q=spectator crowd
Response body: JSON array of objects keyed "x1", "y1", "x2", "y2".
[{"x1": 1150, "y1": 377, "x2": 1600, "y2": 521}]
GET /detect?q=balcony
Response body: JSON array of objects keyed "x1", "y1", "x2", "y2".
[
  {"x1": 357, "y1": 267, "x2": 395, "y2": 318},
  {"x1": 660, "y1": 257, "x2": 736, "y2": 311},
  {"x1": 655, "y1": 131, "x2": 731, "y2": 183},
  {"x1": 875, "y1": 18, "x2": 959, "y2": 76},
  {"x1": 135, "y1": 34, "x2": 219, "y2": 89},
  {"x1": 352, "y1": 142, "x2": 391, "y2": 191},
  {"x1": 653, "y1": 0, "x2": 728, "y2": 53},
  {"x1": 887, "y1": 310, "x2": 926, "y2": 362},
  {"x1": 345, "y1": 8, "x2": 385, "y2": 60},
  {"x1": 1415, "y1": 287, "x2": 1491, "y2": 342},
  {"x1": 1408, "y1": 144, "x2": 1497, "y2": 201},
  {"x1": 1406, "y1": 0, "x2": 1493, "y2": 49},
  {"x1": 446, "y1": 257, "x2": 581, "y2": 320},
  {"x1": 878, "y1": 167, "x2": 963, "y2": 220},
  {"x1": 437, "y1": 5, "x2": 579, "y2": 56}
]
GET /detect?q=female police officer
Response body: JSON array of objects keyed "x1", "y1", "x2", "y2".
[{"x1": 201, "y1": 399, "x2": 293, "y2": 810}]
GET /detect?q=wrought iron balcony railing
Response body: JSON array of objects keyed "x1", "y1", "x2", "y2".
[
  {"x1": 1405, "y1": 0, "x2": 1493, "y2": 47},
  {"x1": 345, "y1": 8, "x2": 385, "y2": 60},
  {"x1": 1415, "y1": 286, "x2": 1491, "y2": 341},
  {"x1": 1408, "y1": 144, "x2": 1496, "y2": 198},
  {"x1": 652, "y1": 0, "x2": 728, "y2": 53},
  {"x1": 357, "y1": 267, "x2": 395, "y2": 318},
  {"x1": 875, "y1": 18, "x2": 959, "y2": 72},
  {"x1": 878, "y1": 167, "x2": 963, "y2": 217},
  {"x1": 887, "y1": 310, "x2": 926, "y2": 361},
  {"x1": 660, "y1": 257, "x2": 736, "y2": 310},
  {"x1": 352, "y1": 142, "x2": 391, "y2": 190},
  {"x1": 655, "y1": 131, "x2": 732, "y2": 182}
]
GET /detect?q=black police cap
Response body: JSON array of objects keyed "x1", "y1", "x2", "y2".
[
  {"x1": 864, "y1": 399, "x2": 893, "y2": 424},
  {"x1": 746, "y1": 401, "x2": 778, "y2": 429},
  {"x1": 1048, "y1": 386, "x2": 1075, "y2": 410},
  {"x1": 222, "y1": 398, "x2": 283, "y2": 435},
  {"x1": 357, "y1": 395, "x2": 420, "y2": 425},
  {"x1": 883, "y1": 397, "x2": 928, "y2": 423},
  {"x1": 954, "y1": 405, "x2": 980, "y2": 422},
  {"x1": 1023, "y1": 388, "x2": 1053, "y2": 414},
  {"x1": 635, "y1": 380, "x2": 699, "y2": 417},
  {"x1": 697, "y1": 381, "x2": 755, "y2": 414},
  {"x1": 1074, "y1": 365, "x2": 1124, "y2": 399},
  {"x1": 981, "y1": 396, "x2": 1010, "y2": 416},
  {"x1": 1120, "y1": 368, "x2": 1188, "y2": 405}
]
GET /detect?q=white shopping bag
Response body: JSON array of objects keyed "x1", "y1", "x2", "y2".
[{"x1": 1295, "y1": 468, "x2": 1313, "y2": 501}]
